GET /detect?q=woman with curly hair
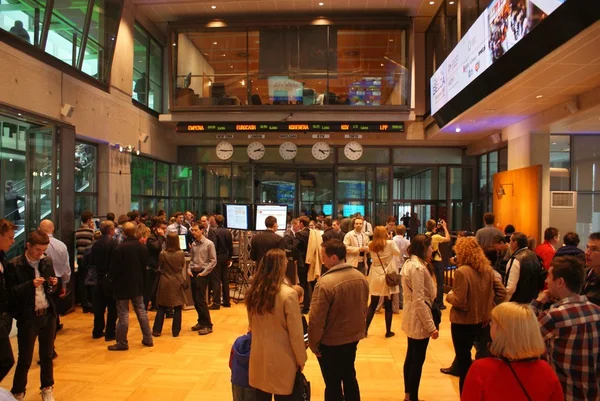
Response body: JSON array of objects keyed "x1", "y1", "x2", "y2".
[
  {"x1": 446, "y1": 236, "x2": 507, "y2": 394},
  {"x1": 245, "y1": 249, "x2": 307, "y2": 400}
]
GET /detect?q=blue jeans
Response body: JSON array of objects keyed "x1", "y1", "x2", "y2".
[
  {"x1": 115, "y1": 297, "x2": 152, "y2": 348},
  {"x1": 232, "y1": 384, "x2": 256, "y2": 401}
]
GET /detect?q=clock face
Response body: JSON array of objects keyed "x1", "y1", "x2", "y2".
[
  {"x1": 215, "y1": 141, "x2": 234, "y2": 160},
  {"x1": 247, "y1": 141, "x2": 266, "y2": 160},
  {"x1": 279, "y1": 142, "x2": 298, "y2": 160},
  {"x1": 344, "y1": 141, "x2": 363, "y2": 161},
  {"x1": 312, "y1": 142, "x2": 331, "y2": 161}
]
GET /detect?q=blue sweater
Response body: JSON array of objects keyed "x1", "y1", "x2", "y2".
[{"x1": 230, "y1": 332, "x2": 252, "y2": 388}]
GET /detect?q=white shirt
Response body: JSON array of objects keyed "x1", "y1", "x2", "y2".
[
  {"x1": 505, "y1": 250, "x2": 523, "y2": 301},
  {"x1": 45, "y1": 234, "x2": 71, "y2": 288},
  {"x1": 26, "y1": 256, "x2": 50, "y2": 311},
  {"x1": 393, "y1": 235, "x2": 410, "y2": 270},
  {"x1": 167, "y1": 223, "x2": 188, "y2": 235},
  {"x1": 363, "y1": 221, "x2": 373, "y2": 237},
  {"x1": 0, "y1": 260, "x2": 3, "y2": 274}
]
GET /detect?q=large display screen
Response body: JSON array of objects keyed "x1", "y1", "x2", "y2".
[
  {"x1": 176, "y1": 122, "x2": 405, "y2": 133},
  {"x1": 224, "y1": 204, "x2": 253, "y2": 230},
  {"x1": 255, "y1": 204, "x2": 288, "y2": 231},
  {"x1": 343, "y1": 204, "x2": 365, "y2": 217},
  {"x1": 431, "y1": 0, "x2": 566, "y2": 115}
]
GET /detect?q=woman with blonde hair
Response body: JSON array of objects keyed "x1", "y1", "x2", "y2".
[
  {"x1": 462, "y1": 302, "x2": 563, "y2": 401},
  {"x1": 401, "y1": 234, "x2": 439, "y2": 401},
  {"x1": 246, "y1": 249, "x2": 307, "y2": 400},
  {"x1": 446, "y1": 236, "x2": 507, "y2": 393},
  {"x1": 366, "y1": 226, "x2": 401, "y2": 337},
  {"x1": 135, "y1": 224, "x2": 150, "y2": 244}
]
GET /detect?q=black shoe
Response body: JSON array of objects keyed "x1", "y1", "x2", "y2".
[
  {"x1": 191, "y1": 324, "x2": 202, "y2": 331},
  {"x1": 439, "y1": 304, "x2": 447, "y2": 310},
  {"x1": 92, "y1": 332, "x2": 105, "y2": 339},
  {"x1": 107, "y1": 344, "x2": 128, "y2": 351},
  {"x1": 56, "y1": 323, "x2": 64, "y2": 332},
  {"x1": 142, "y1": 340, "x2": 154, "y2": 347},
  {"x1": 222, "y1": 303, "x2": 231, "y2": 308},
  {"x1": 385, "y1": 331, "x2": 395, "y2": 338},
  {"x1": 208, "y1": 305, "x2": 220, "y2": 310},
  {"x1": 152, "y1": 332, "x2": 161, "y2": 337},
  {"x1": 440, "y1": 366, "x2": 460, "y2": 377}
]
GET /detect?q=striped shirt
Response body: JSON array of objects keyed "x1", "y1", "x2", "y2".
[
  {"x1": 530, "y1": 295, "x2": 600, "y2": 401},
  {"x1": 75, "y1": 224, "x2": 94, "y2": 268}
]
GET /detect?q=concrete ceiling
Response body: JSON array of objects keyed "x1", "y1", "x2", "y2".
[
  {"x1": 431, "y1": 20, "x2": 600, "y2": 141},
  {"x1": 132, "y1": 0, "x2": 440, "y2": 23}
]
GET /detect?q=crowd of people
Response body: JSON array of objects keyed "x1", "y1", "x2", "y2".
[{"x1": 0, "y1": 208, "x2": 599, "y2": 401}]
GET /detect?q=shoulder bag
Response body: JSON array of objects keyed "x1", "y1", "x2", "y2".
[
  {"x1": 291, "y1": 370, "x2": 311, "y2": 401},
  {"x1": 376, "y1": 252, "x2": 401, "y2": 287},
  {"x1": 503, "y1": 359, "x2": 533, "y2": 401}
]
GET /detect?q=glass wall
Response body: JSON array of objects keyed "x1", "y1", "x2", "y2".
[
  {"x1": 572, "y1": 135, "x2": 600, "y2": 239},
  {"x1": 172, "y1": 22, "x2": 409, "y2": 109},
  {"x1": 133, "y1": 23, "x2": 163, "y2": 112},
  {"x1": 550, "y1": 135, "x2": 570, "y2": 191},
  {"x1": 478, "y1": 148, "x2": 508, "y2": 218},
  {"x1": 74, "y1": 141, "x2": 97, "y2": 218},
  {"x1": 0, "y1": 0, "x2": 124, "y2": 85}
]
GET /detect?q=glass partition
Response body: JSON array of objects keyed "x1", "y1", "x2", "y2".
[
  {"x1": 0, "y1": 0, "x2": 47, "y2": 46},
  {"x1": 133, "y1": 23, "x2": 163, "y2": 112},
  {"x1": 173, "y1": 23, "x2": 409, "y2": 109}
]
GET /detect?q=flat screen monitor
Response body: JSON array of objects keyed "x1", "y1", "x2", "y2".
[
  {"x1": 224, "y1": 203, "x2": 253, "y2": 230},
  {"x1": 322, "y1": 204, "x2": 333, "y2": 216},
  {"x1": 178, "y1": 234, "x2": 188, "y2": 251},
  {"x1": 255, "y1": 204, "x2": 288, "y2": 231},
  {"x1": 343, "y1": 204, "x2": 365, "y2": 217}
]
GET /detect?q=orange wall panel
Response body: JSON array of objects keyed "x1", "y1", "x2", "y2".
[{"x1": 492, "y1": 165, "x2": 542, "y2": 245}]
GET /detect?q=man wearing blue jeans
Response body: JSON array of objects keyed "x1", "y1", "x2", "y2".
[{"x1": 108, "y1": 223, "x2": 153, "y2": 350}]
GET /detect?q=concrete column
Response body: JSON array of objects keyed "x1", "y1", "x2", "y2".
[{"x1": 98, "y1": 145, "x2": 131, "y2": 217}]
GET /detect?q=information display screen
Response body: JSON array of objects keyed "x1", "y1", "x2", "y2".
[
  {"x1": 178, "y1": 235, "x2": 188, "y2": 251},
  {"x1": 322, "y1": 204, "x2": 333, "y2": 216},
  {"x1": 255, "y1": 204, "x2": 288, "y2": 231},
  {"x1": 176, "y1": 122, "x2": 405, "y2": 133},
  {"x1": 343, "y1": 204, "x2": 365, "y2": 217},
  {"x1": 431, "y1": 0, "x2": 566, "y2": 115},
  {"x1": 224, "y1": 204, "x2": 253, "y2": 230}
]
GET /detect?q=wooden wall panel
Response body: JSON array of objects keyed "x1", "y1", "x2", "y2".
[{"x1": 492, "y1": 165, "x2": 542, "y2": 245}]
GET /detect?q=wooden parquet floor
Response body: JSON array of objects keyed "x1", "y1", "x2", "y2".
[{"x1": 1, "y1": 301, "x2": 461, "y2": 401}]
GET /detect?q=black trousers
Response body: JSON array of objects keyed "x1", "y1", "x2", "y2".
[
  {"x1": 366, "y1": 295, "x2": 392, "y2": 334},
  {"x1": 152, "y1": 305, "x2": 182, "y2": 336},
  {"x1": 433, "y1": 261, "x2": 445, "y2": 306},
  {"x1": 191, "y1": 273, "x2": 212, "y2": 328},
  {"x1": 92, "y1": 283, "x2": 117, "y2": 338},
  {"x1": 143, "y1": 268, "x2": 160, "y2": 309},
  {"x1": 12, "y1": 313, "x2": 56, "y2": 394},
  {"x1": 255, "y1": 388, "x2": 293, "y2": 401},
  {"x1": 451, "y1": 322, "x2": 486, "y2": 393},
  {"x1": 317, "y1": 341, "x2": 360, "y2": 401},
  {"x1": 0, "y1": 313, "x2": 14, "y2": 383},
  {"x1": 76, "y1": 264, "x2": 92, "y2": 309},
  {"x1": 211, "y1": 254, "x2": 230, "y2": 306},
  {"x1": 403, "y1": 337, "x2": 430, "y2": 401},
  {"x1": 297, "y1": 260, "x2": 309, "y2": 313}
]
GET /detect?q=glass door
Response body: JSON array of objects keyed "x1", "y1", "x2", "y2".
[
  {"x1": 256, "y1": 167, "x2": 296, "y2": 219},
  {"x1": 299, "y1": 168, "x2": 333, "y2": 220},
  {"x1": 25, "y1": 126, "x2": 57, "y2": 232}
]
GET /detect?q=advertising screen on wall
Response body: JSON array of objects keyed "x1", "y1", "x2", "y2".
[{"x1": 430, "y1": 0, "x2": 566, "y2": 116}]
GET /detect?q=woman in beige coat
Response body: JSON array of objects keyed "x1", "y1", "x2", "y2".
[
  {"x1": 246, "y1": 249, "x2": 307, "y2": 400},
  {"x1": 366, "y1": 226, "x2": 401, "y2": 338},
  {"x1": 152, "y1": 233, "x2": 187, "y2": 337},
  {"x1": 401, "y1": 234, "x2": 439, "y2": 401}
]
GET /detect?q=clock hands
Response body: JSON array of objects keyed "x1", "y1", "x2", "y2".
[
  {"x1": 319, "y1": 149, "x2": 329, "y2": 155},
  {"x1": 286, "y1": 149, "x2": 296, "y2": 153},
  {"x1": 347, "y1": 148, "x2": 359, "y2": 153},
  {"x1": 220, "y1": 149, "x2": 232, "y2": 152}
]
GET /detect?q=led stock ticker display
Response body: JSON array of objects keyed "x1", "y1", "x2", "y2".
[{"x1": 176, "y1": 122, "x2": 405, "y2": 133}]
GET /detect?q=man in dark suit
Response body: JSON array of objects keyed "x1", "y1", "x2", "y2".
[
  {"x1": 251, "y1": 216, "x2": 284, "y2": 268},
  {"x1": 0, "y1": 219, "x2": 16, "y2": 383},
  {"x1": 91, "y1": 220, "x2": 118, "y2": 341},
  {"x1": 145, "y1": 219, "x2": 166, "y2": 311},
  {"x1": 209, "y1": 215, "x2": 233, "y2": 310},
  {"x1": 296, "y1": 216, "x2": 311, "y2": 313},
  {"x1": 5, "y1": 230, "x2": 60, "y2": 400},
  {"x1": 108, "y1": 222, "x2": 153, "y2": 351},
  {"x1": 283, "y1": 218, "x2": 300, "y2": 285},
  {"x1": 322, "y1": 217, "x2": 338, "y2": 242}
]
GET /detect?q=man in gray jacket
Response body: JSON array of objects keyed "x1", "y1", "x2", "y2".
[{"x1": 308, "y1": 239, "x2": 369, "y2": 401}]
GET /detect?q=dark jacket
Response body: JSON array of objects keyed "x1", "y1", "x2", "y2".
[
  {"x1": 110, "y1": 236, "x2": 148, "y2": 300},
  {"x1": 0, "y1": 251, "x2": 8, "y2": 314},
  {"x1": 4, "y1": 255, "x2": 60, "y2": 322},
  {"x1": 505, "y1": 248, "x2": 543, "y2": 304},
  {"x1": 91, "y1": 235, "x2": 118, "y2": 276},
  {"x1": 251, "y1": 230, "x2": 284, "y2": 265},
  {"x1": 322, "y1": 228, "x2": 345, "y2": 243},
  {"x1": 283, "y1": 229, "x2": 299, "y2": 261},
  {"x1": 146, "y1": 233, "x2": 165, "y2": 270},
  {"x1": 230, "y1": 332, "x2": 252, "y2": 388},
  {"x1": 554, "y1": 245, "x2": 585, "y2": 261},
  {"x1": 214, "y1": 226, "x2": 234, "y2": 258},
  {"x1": 583, "y1": 268, "x2": 600, "y2": 307}
]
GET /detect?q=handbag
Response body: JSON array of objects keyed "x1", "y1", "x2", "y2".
[
  {"x1": 291, "y1": 370, "x2": 311, "y2": 401},
  {"x1": 376, "y1": 252, "x2": 401, "y2": 287},
  {"x1": 426, "y1": 300, "x2": 442, "y2": 329}
]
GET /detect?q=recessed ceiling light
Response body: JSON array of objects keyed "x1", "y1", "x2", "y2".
[
  {"x1": 429, "y1": 1, "x2": 435, "y2": 4},
  {"x1": 455, "y1": 127, "x2": 461, "y2": 133},
  {"x1": 389, "y1": 39, "x2": 394, "y2": 42},
  {"x1": 172, "y1": 43, "x2": 176, "y2": 46},
  {"x1": 213, "y1": 41, "x2": 217, "y2": 45},
  {"x1": 18, "y1": 113, "x2": 22, "y2": 116},
  {"x1": 449, "y1": 1, "x2": 454, "y2": 3},
  {"x1": 380, "y1": 63, "x2": 384, "y2": 66},
  {"x1": 230, "y1": 65, "x2": 234, "y2": 68},
  {"x1": 536, "y1": 95, "x2": 543, "y2": 98},
  {"x1": 211, "y1": 5, "x2": 216, "y2": 9},
  {"x1": 318, "y1": 2, "x2": 324, "y2": 6}
]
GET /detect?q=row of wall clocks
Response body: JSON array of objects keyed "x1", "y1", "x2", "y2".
[{"x1": 215, "y1": 141, "x2": 365, "y2": 161}]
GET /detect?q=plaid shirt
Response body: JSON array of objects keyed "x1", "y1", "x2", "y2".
[{"x1": 530, "y1": 295, "x2": 600, "y2": 401}]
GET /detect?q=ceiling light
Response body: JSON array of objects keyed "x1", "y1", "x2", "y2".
[
  {"x1": 318, "y1": 2, "x2": 324, "y2": 5},
  {"x1": 9, "y1": 158, "x2": 12, "y2": 162},
  {"x1": 172, "y1": 43, "x2": 176, "y2": 46},
  {"x1": 380, "y1": 63, "x2": 384, "y2": 66},
  {"x1": 429, "y1": 1, "x2": 435, "y2": 4},
  {"x1": 455, "y1": 127, "x2": 461, "y2": 133},
  {"x1": 449, "y1": 1, "x2": 454, "y2": 3},
  {"x1": 389, "y1": 39, "x2": 394, "y2": 42},
  {"x1": 230, "y1": 65, "x2": 234, "y2": 68},
  {"x1": 211, "y1": 5, "x2": 216, "y2": 9},
  {"x1": 213, "y1": 41, "x2": 217, "y2": 45},
  {"x1": 536, "y1": 95, "x2": 543, "y2": 98},
  {"x1": 241, "y1": 80, "x2": 245, "y2": 86},
  {"x1": 18, "y1": 113, "x2": 22, "y2": 116},
  {"x1": 552, "y1": 142, "x2": 557, "y2": 145}
]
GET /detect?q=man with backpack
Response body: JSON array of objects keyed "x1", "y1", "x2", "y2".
[{"x1": 504, "y1": 232, "x2": 545, "y2": 303}]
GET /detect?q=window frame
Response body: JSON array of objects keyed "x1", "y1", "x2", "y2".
[
  {"x1": 74, "y1": 139, "x2": 99, "y2": 215},
  {"x1": 132, "y1": 21, "x2": 164, "y2": 114}
]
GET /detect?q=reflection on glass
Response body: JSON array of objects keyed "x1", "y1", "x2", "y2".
[
  {"x1": 156, "y1": 162, "x2": 168, "y2": 197},
  {"x1": 205, "y1": 166, "x2": 231, "y2": 198},
  {"x1": 75, "y1": 142, "x2": 96, "y2": 192},
  {"x1": 131, "y1": 156, "x2": 154, "y2": 195},
  {"x1": 0, "y1": 0, "x2": 46, "y2": 46},
  {"x1": 299, "y1": 170, "x2": 333, "y2": 218},
  {"x1": 338, "y1": 167, "x2": 366, "y2": 199},
  {"x1": 170, "y1": 165, "x2": 192, "y2": 197},
  {"x1": 44, "y1": 0, "x2": 87, "y2": 67},
  {"x1": 258, "y1": 170, "x2": 295, "y2": 213},
  {"x1": 133, "y1": 24, "x2": 162, "y2": 112},
  {"x1": 75, "y1": 194, "x2": 97, "y2": 218},
  {"x1": 83, "y1": 0, "x2": 122, "y2": 82}
]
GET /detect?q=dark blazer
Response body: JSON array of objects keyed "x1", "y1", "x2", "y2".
[
  {"x1": 110, "y1": 236, "x2": 148, "y2": 300},
  {"x1": 0, "y1": 251, "x2": 8, "y2": 314},
  {"x1": 215, "y1": 226, "x2": 234, "y2": 257},
  {"x1": 251, "y1": 230, "x2": 284, "y2": 265},
  {"x1": 4, "y1": 255, "x2": 60, "y2": 322},
  {"x1": 322, "y1": 228, "x2": 345, "y2": 243},
  {"x1": 91, "y1": 235, "x2": 118, "y2": 276},
  {"x1": 146, "y1": 233, "x2": 165, "y2": 270}
]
